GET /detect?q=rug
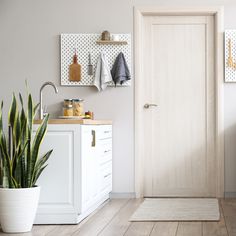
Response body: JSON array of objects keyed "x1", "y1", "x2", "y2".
[{"x1": 130, "y1": 198, "x2": 220, "y2": 221}]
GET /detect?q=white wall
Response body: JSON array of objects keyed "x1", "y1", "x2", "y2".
[{"x1": 1, "y1": 0, "x2": 236, "y2": 195}]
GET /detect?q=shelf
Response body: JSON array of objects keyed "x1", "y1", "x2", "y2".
[{"x1": 96, "y1": 40, "x2": 128, "y2": 45}]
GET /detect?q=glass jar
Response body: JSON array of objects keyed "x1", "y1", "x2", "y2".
[
  {"x1": 73, "y1": 99, "x2": 84, "y2": 116},
  {"x1": 63, "y1": 104, "x2": 73, "y2": 117},
  {"x1": 63, "y1": 99, "x2": 73, "y2": 107}
]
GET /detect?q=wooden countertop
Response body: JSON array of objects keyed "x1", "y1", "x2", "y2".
[{"x1": 34, "y1": 119, "x2": 112, "y2": 125}]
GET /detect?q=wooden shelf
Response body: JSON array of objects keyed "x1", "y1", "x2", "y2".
[{"x1": 96, "y1": 40, "x2": 127, "y2": 45}]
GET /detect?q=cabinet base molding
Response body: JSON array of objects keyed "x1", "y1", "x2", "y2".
[
  {"x1": 35, "y1": 194, "x2": 110, "y2": 224},
  {"x1": 110, "y1": 192, "x2": 136, "y2": 199}
]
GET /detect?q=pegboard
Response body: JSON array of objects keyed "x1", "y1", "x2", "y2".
[
  {"x1": 225, "y1": 30, "x2": 236, "y2": 82},
  {"x1": 60, "y1": 33, "x2": 132, "y2": 86}
]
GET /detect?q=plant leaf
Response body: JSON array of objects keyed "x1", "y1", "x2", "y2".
[
  {"x1": 29, "y1": 114, "x2": 49, "y2": 186},
  {"x1": 26, "y1": 93, "x2": 34, "y2": 186},
  {"x1": 0, "y1": 89, "x2": 51, "y2": 188},
  {"x1": 34, "y1": 103, "x2": 40, "y2": 117},
  {"x1": 27, "y1": 93, "x2": 33, "y2": 132},
  {"x1": 8, "y1": 94, "x2": 17, "y2": 128},
  {"x1": 32, "y1": 149, "x2": 52, "y2": 183},
  {"x1": 35, "y1": 150, "x2": 52, "y2": 171},
  {"x1": 32, "y1": 164, "x2": 48, "y2": 186},
  {"x1": 0, "y1": 103, "x2": 13, "y2": 188}
]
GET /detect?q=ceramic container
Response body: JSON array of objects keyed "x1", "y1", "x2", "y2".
[{"x1": 0, "y1": 186, "x2": 40, "y2": 233}]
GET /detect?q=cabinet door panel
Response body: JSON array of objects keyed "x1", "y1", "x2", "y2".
[
  {"x1": 33, "y1": 124, "x2": 80, "y2": 216},
  {"x1": 81, "y1": 126, "x2": 100, "y2": 211},
  {"x1": 37, "y1": 131, "x2": 73, "y2": 204}
]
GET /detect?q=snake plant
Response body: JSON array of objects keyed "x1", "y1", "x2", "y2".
[{"x1": 0, "y1": 92, "x2": 52, "y2": 188}]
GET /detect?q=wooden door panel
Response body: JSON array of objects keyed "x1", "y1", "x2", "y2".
[{"x1": 143, "y1": 16, "x2": 215, "y2": 197}]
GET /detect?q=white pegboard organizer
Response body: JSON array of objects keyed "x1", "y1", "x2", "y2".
[
  {"x1": 60, "y1": 33, "x2": 132, "y2": 87},
  {"x1": 225, "y1": 30, "x2": 236, "y2": 82}
]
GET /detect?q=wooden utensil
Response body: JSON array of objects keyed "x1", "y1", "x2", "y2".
[
  {"x1": 227, "y1": 39, "x2": 234, "y2": 68},
  {"x1": 69, "y1": 50, "x2": 81, "y2": 81}
]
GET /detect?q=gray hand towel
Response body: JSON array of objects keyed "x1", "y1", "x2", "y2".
[{"x1": 111, "y1": 52, "x2": 131, "y2": 86}]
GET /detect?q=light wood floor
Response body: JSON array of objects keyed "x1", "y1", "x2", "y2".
[{"x1": 1, "y1": 198, "x2": 236, "y2": 236}]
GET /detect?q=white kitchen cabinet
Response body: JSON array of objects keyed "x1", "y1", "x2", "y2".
[{"x1": 33, "y1": 123, "x2": 112, "y2": 224}]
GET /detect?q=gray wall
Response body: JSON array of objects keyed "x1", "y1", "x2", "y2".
[{"x1": 1, "y1": 0, "x2": 236, "y2": 195}]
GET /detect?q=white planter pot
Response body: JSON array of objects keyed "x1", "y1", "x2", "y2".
[{"x1": 0, "y1": 186, "x2": 40, "y2": 233}]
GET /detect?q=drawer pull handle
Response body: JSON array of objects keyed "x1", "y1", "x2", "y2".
[
  {"x1": 104, "y1": 131, "x2": 110, "y2": 134},
  {"x1": 104, "y1": 150, "x2": 111, "y2": 153},
  {"x1": 104, "y1": 173, "x2": 111, "y2": 178},
  {"x1": 91, "y1": 130, "x2": 96, "y2": 147}
]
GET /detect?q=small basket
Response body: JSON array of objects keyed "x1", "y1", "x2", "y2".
[{"x1": 101, "y1": 31, "x2": 111, "y2": 41}]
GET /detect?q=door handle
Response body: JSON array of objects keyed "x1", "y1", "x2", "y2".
[{"x1": 144, "y1": 103, "x2": 158, "y2": 109}]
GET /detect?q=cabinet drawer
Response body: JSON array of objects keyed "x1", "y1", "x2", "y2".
[
  {"x1": 98, "y1": 139, "x2": 112, "y2": 153},
  {"x1": 98, "y1": 139, "x2": 112, "y2": 164},
  {"x1": 97, "y1": 126, "x2": 112, "y2": 140},
  {"x1": 100, "y1": 154, "x2": 112, "y2": 165},
  {"x1": 100, "y1": 162, "x2": 112, "y2": 190}
]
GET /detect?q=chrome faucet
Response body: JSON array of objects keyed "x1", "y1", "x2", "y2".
[{"x1": 39, "y1": 82, "x2": 58, "y2": 119}]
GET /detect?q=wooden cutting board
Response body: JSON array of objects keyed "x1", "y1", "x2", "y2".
[{"x1": 69, "y1": 53, "x2": 81, "y2": 81}]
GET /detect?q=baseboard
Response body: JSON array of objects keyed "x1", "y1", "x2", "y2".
[
  {"x1": 110, "y1": 192, "x2": 236, "y2": 199},
  {"x1": 109, "y1": 192, "x2": 136, "y2": 199},
  {"x1": 35, "y1": 194, "x2": 110, "y2": 224},
  {"x1": 224, "y1": 192, "x2": 236, "y2": 198}
]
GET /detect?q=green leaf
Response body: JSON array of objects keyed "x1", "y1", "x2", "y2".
[
  {"x1": 0, "y1": 140, "x2": 13, "y2": 188},
  {"x1": 20, "y1": 153, "x2": 26, "y2": 187},
  {"x1": 34, "y1": 103, "x2": 40, "y2": 117},
  {"x1": 29, "y1": 114, "x2": 49, "y2": 186},
  {"x1": 33, "y1": 149, "x2": 52, "y2": 183},
  {"x1": 0, "y1": 101, "x2": 3, "y2": 133},
  {"x1": 26, "y1": 93, "x2": 34, "y2": 186},
  {"x1": 27, "y1": 93, "x2": 33, "y2": 131},
  {"x1": 35, "y1": 150, "x2": 52, "y2": 171},
  {"x1": 13, "y1": 112, "x2": 21, "y2": 151},
  {"x1": 2, "y1": 167, "x2": 9, "y2": 188},
  {"x1": 8, "y1": 94, "x2": 17, "y2": 128},
  {"x1": 19, "y1": 93, "x2": 24, "y2": 107},
  {"x1": 0, "y1": 103, "x2": 13, "y2": 187},
  {"x1": 32, "y1": 164, "x2": 48, "y2": 186},
  {"x1": 0, "y1": 89, "x2": 51, "y2": 188},
  {"x1": 14, "y1": 139, "x2": 29, "y2": 187}
]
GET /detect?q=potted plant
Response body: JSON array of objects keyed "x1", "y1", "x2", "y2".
[{"x1": 0, "y1": 91, "x2": 52, "y2": 233}]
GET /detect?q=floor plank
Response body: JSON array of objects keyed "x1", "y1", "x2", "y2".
[
  {"x1": 0, "y1": 225, "x2": 56, "y2": 236},
  {"x1": 176, "y1": 222, "x2": 202, "y2": 236},
  {"x1": 203, "y1": 204, "x2": 228, "y2": 236},
  {"x1": 31, "y1": 225, "x2": 58, "y2": 236},
  {"x1": 124, "y1": 222, "x2": 155, "y2": 236},
  {"x1": 150, "y1": 222, "x2": 178, "y2": 236},
  {"x1": 72, "y1": 199, "x2": 129, "y2": 236},
  {"x1": 221, "y1": 199, "x2": 236, "y2": 217},
  {"x1": 203, "y1": 221, "x2": 228, "y2": 236},
  {"x1": 45, "y1": 225, "x2": 81, "y2": 236},
  {"x1": 98, "y1": 198, "x2": 143, "y2": 236},
  {"x1": 1, "y1": 198, "x2": 236, "y2": 236},
  {"x1": 221, "y1": 199, "x2": 236, "y2": 236},
  {"x1": 224, "y1": 216, "x2": 236, "y2": 236}
]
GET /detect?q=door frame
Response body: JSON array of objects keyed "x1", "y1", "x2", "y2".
[{"x1": 134, "y1": 6, "x2": 224, "y2": 198}]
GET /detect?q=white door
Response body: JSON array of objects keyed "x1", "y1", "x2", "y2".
[{"x1": 140, "y1": 15, "x2": 216, "y2": 197}]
